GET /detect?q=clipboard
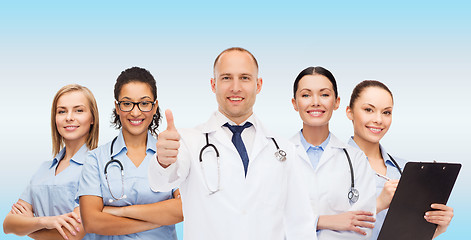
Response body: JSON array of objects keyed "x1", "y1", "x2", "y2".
[{"x1": 378, "y1": 162, "x2": 461, "y2": 240}]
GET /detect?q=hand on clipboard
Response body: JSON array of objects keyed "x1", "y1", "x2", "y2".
[
  {"x1": 375, "y1": 175, "x2": 454, "y2": 237},
  {"x1": 425, "y1": 203, "x2": 454, "y2": 238},
  {"x1": 378, "y1": 162, "x2": 460, "y2": 240}
]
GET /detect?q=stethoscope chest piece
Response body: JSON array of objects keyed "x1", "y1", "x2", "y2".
[
  {"x1": 270, "y1": 138, "x2": 286, "y2": 162},
  {"x1": 348, "y1": 187, "x2": 359, "y2": 204},
  {"x1": 275, "y1": 149, "x2": 287, "y2": 162}
]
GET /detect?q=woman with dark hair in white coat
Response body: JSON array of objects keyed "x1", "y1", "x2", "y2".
[{"x1": 290, "y1": 66, "x2": 377, "y2": 239}]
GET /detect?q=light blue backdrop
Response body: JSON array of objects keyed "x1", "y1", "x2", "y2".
[{"x1": 1, "y1": 1, "x2": 470, "y2": 239}]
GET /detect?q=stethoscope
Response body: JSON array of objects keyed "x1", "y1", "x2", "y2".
[
  {"x1": 387, "y1": 153, "x2": 403, "y2": 175},
  {"x1": 199, "y1": 133, "x2": 287, "y2": 195},
  {"x1": 343, "y1": 150, "x2": 402, "y2": 204},
  {"x1": 342, "y1": 149, "x2": 359, "y2": 204},
  {"x1": 104, "y1": 136, "x2": 127, "y2": 203}
]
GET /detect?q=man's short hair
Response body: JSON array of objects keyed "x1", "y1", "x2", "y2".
[{"x1": 213, "y1": 47, "x2": 259, "y2": 71}]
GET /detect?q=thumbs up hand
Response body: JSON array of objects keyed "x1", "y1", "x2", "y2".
[{"x1": 156, "y1": 109, "x2": 181, "y2": 168}]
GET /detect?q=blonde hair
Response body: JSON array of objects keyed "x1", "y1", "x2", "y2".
[{"x1": 51, "y1": 84, "x2": 99, "y2": 155}]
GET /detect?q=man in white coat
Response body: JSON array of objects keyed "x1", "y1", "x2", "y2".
[{"x1": 148, "y1": 47, "x2": 316, "y2": 240}]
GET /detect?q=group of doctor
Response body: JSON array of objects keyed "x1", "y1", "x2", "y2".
[{"x1": 3, "y1": 47, "x2": 454, "y2": 240}]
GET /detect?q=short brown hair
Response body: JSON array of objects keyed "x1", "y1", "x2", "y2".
[{"x1": 51, "y1": 84, "x2": 99, "y2": 155}]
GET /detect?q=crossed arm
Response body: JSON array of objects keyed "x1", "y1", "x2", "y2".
[
  {"x1": 3, "y1": 199, "x2": 86, "y2": 240},
  {"x1": 102, "y1": 189, "x2": 183, "y2": 226},
  {"x1": 79, "y1": 190, "x2": 183, "y2": 235}
]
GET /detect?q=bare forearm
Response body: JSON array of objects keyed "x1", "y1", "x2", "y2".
[
  {"x1": 80, "y1": 195, "x2": 160, "y2": 235},
  {"x1": 28, "y1": 228, "x2": 85, "y2": 240},
  {"x1": 29, "y1": 229, "x2": 64, "y2": 240},
  {"x1": 119, "y1": 199, "x2": 183, "y2": 225},
  {"x1": 83, "y1": 211, "x2": 158, "y2": 235},
  {"x1": 376, "y1": 197, "x2": 388, "y2": 214},
  {"x1": 317, "y1": 215, "x2": 332, "y2": 230},
  {"x1": 3, "y1": 214, "x2": 43, "y2": 236}
]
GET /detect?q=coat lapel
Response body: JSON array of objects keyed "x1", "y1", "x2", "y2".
[
  {"x1": 317, "y1": 134, "x2": 347, "y2": 170},
  {"x1": 289, "y1": 133, "x2": 312, "y2": 168},
  {"x1": 249, "y1": 117, "x2": 270, "y2": 163},
  {"x1": 201, "y1": 112, "x2": 237, "y2": 154}
]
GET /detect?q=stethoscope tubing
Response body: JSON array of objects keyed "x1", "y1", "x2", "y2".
[
  {"x1": 343, "y1": 148, "x2": 403, "y2": 204},
  {"x1": 199, "y1": 133, "x2": 285, "y2": 194},
  {"x1": 104, "y1": 136, "x2": 126, "y2": 202}
]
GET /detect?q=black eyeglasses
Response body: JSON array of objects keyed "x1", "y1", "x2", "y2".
[{"x1": 116, "y1": 101, "x2": 156, "y2": 112}]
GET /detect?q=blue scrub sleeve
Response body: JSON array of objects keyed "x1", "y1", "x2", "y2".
[
  {"x1": 19, "y1": 184, "x2": 32, "y2": 205},
  {"x1": 19, "y1": 161, "x2": 50, "y2": 205},
  {"x1": 75, "y1": 151, "x2": 103, "y2": 204}
]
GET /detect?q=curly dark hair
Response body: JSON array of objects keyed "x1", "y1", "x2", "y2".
[{"x1": 111, "y1": 66, "x2": 161, "y2": 136}]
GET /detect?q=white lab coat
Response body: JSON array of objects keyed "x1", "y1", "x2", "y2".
[
  {"x1": 290, "y1": 132, "x2": 376, "y2": 240},
  {"x1": 149, "y1": 112, "x2": 316, "y2": 240}
]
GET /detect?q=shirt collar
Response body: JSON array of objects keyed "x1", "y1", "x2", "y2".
[
  {"x1": 146, "y1": 131, "x2": 157, "y2": 153},
  {"x1": 50, "y1": 143, "x2": 89, "y2": 168},
  {"x1": 348, "y1": 136, "x2": 393, "y2": 166},
  {"x1": 51, "y1": 148, "x2": 66, "y2": 168},
  {"x1": 299, "y1": 130, "x2": 331, "y2": 152},
  {"x1": 112, "y1": 130, "x2": 156, "y2": 158},
  {"x1": 214, "y1": 110, "x2": 257, "y2": 131},
  {"x1": 379, "y1": 144, "x2": 395, "y2": 167},
  {"x1": 111, "y1": 130, "x2": 127, "y2": 158}
]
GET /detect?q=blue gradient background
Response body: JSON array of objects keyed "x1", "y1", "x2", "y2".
[{"x1": 1, "y1": 1, "x2": 469, "y2": 239}]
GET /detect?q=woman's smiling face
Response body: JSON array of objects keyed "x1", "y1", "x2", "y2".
[
  {"x1": 55, "y1": 91, "x2": 93, "y2": 145},
  {"x1": 115, "y1": 81, "x2": 157, "y2": 138},
  {"x1": 292, "y1": 74, "x2": 340, "y2": 128},
  {"x1": 347, "y1": 86, "x2": 393, "y2": 144}
]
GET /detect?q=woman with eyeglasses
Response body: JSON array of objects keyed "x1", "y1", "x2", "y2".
[
  {"x1": 77, "y1": 67, "x2": 183, "y2": 240},
  {"x1": 346, "y1": 80, "x2": 454, "y2": 239},
  {"x1": 3, "y1": 84, "x2": 99, "y2": 240}
]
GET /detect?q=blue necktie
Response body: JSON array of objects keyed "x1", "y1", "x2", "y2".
[{"x1": 224, "y1": 122, "x2": 252, "y2": 177}]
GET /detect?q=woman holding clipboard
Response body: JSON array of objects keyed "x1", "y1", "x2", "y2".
[{"x1": 346, "y1": 80, "x2": 454, "y2": 239}]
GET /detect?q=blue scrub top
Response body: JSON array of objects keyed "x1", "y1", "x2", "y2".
[
  {"x1": 348, "y1": 137, "x2": 406, "y2": 240},
  {"x1": 77, "y1": 130, "x2": 177, "y2": 240},
  {"x1": 20, "y1": 143, "x2": 94, "y2": 240}
]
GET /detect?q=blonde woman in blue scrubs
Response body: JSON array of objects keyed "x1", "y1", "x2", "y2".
[
  {"x1": 290, "y1": 66, "x2": 377, "y2": 239},
  {"x1": 77, "y1": 67, "x2": 182, "y2": 240},
  {"x1": 346, "y1": 80, "x2": 454, "y2": 239},
  {"x1": 3, "y1": 84, "x2": 99, "y2": 240}
]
